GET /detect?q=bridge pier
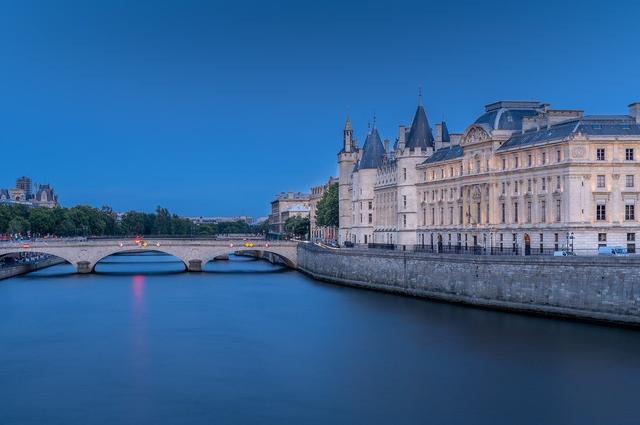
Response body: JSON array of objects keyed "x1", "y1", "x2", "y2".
[
  {"x1": 76, "y1": 261, "x2": 92, "y2": 274},
  {"x1": 187, "y1": 259, "x2": 202, "y2": 272}
]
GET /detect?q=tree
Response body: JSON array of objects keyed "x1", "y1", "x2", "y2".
[
  {"x1": 284, "y1": 216, "x2": 310, "y2": 238},
  {"x1": 29, "y1": 208, "x2": 55, "y2": 235},
  {"x1": 315, "y1": 183, "x2": 339, "y2": 227},
  {"x1": 7, "y1": 217, "x2": 30, "y2": 235}
]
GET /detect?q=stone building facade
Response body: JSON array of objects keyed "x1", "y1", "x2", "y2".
[
  {"x1": 268, "y1": 192, "x2": 310, "y2": 235},
  {"x1": 338, "y1": 98, "x2": 640, "y2": 254},
  {"x1": 309, "y1": 177, "x2": 338, "y2": 242}
]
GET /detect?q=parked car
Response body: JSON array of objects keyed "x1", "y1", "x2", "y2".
[
  {"x1": 597, "y1": 246, "x2": 628, "y2": 256},
  {"x1": 553, "y1": 250, "x2": 576, "y2": 256}
]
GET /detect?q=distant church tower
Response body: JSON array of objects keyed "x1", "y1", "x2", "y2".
[{"x1": 338, "y1": 116, "x2": 357, "y2": 244}]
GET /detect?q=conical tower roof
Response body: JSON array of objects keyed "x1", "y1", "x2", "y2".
[
  {"x1": 406, "y1": 104, "x2": 434, "y2": 149},
  {"x1": 358, "y1": 127, "x2": 385, "y2": 169}
]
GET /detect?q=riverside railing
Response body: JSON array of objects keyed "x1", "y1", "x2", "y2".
[{"x1": 345, "y1": 243, "x2": 614, "y2": 257}]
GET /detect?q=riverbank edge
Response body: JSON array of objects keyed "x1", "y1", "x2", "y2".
[
  {"x1": 297, "y1": 245, "x2": 640, "y2": 328},
  {"x1": 0, "y1": 257, "x2": 67, "y2": 281}
]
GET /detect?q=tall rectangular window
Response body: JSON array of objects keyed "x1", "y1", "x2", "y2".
[
  {"x1": 527, "y1": 179, "x2": 532, "y2": 192},
  {"x1": 403, "y1": 168, "x2": 407, "y2": 181},
  {"x1": 597, "y1": 175, "x2": 605, "y2": 188},
  {"x1": 625, "y1": 204, "x2": 635, "y2": 221},
  {"x1": 596, "y1": 204, "x2": 606, "y2": 221},
  {"x1": 541, "y1": 200, "x2": 546, "y2": 223},
  {"x1": 403, "y1": 195, "x2": 407, "y2": 209},
  {"x1": 501, "y1": 203, "x2": 506, "y2": 223},
  {"x1": 542, "y1": 178, "x2": 546, "y2": 191},
  {"x1": 501, "y1": 181, "x2": 506, "y2": 194},
  {"x1": 556, "y1": 150, "x2": 561, "y2": 162},
  {"x1": 403, "y1": 214, "x2": 407, "y2": 227},
  {"x1": 598, "y1": 233, "x2": 607, "y2": 248},
  {"x1": 514, "y1": 181, "x2": 518, "y2": 194},
  {"x1": 555, "y1": 200, "x2": 561, "y2": 222},
  {"x1": 626, "y1": 175, "x2": 634, "y2": 188},
  {"x1": 368, "y1": 213, "x2": 372, "y2": 224},
  {"x1": 440, "y1": 208, "x2": 444, "y2": 225},
  {"x1": 542, "y1": 152, "x2": 547, "y2": 164},
  {"x1": 514, "y1": 202, "x2": 519, "y2": 223},
  {"x1": 459, "y1": 206, "x2": 463, "y2": 225},
  {"x1": 556, "y1": 176, "x2": 561, "y2": 190},
  {"x1": 627, "y1": 233, "x2": 636, "y2": 253},
  {"x1": 431, "y1": 208, "x2": 435, "y2": 225},
  {"x1": 539, "y1": 233, "x2": 544, "y2": 253},
  {"x1": 527, "y1": 202, "x2": 532, "y2": 223},
  {"x1": 476, "y1": 202, "x2": 481, "y2": 223},
  {"x1": 368, "y1": 201, "x2": 372, "y2": 210},
  {"x1": 502, "y1": 158, "x2": 506, "y2": 170},
  {"x1": 626, "y1": 148, "x2": 634, "y2": 161},
  {"x1": 527, "y1": 154, "x2": 532, "y2": 167},
  {"x1": 514, "y1": 156, "x2": 519, "y2": 169},
  {"x1": 449, "y1": 207, "x2": 453, "y2": 225},
  {"x1": 596, "y1": 148, "x2": 605, "y2": 161}
]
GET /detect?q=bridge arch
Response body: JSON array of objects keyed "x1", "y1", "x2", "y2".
[
  {"x1": 232, "y1": 248, "x2": 297, "y2": 268},
  {"x1": 198, "y1": 245, "x2": 297, "y2": 269},
  {"x1": 0, "y1": 249, "x2": 76, "y2": 268},
  {"x1": 86, "y1": 246, "x2": 193, "y2": 273}
]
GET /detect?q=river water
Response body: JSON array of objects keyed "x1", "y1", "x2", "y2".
[{"x1": 0, "y1": 253, "x2": 638, "y2": 425}]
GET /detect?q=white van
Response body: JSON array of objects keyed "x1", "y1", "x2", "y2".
[{"x1": 597, "y1": 246, "x2": 628, "y2": 256}]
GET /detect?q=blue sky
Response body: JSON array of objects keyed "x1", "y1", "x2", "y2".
[{"x1": 1, "y1": 0, "x2": 639, "y2": 216}]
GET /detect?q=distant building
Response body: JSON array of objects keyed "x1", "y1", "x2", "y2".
[
  {"x1": 309, "y1": 177, "x2": 338, "y2": 242},
  {"x1": 16, "y1": 176, "x2": 32, "y2": 199},
  {"x1": 269, "y1": 192, "x2": 310, "y2": 235},
  {"x1": 185, "y1": 216, "x2": 253, "y2": 225},
  {"x1": 0, "y1": 177, "x2": 59, "y2": 208},
  {"x1": 32, "y1": 184, "x2": 58, "y2": 208}
]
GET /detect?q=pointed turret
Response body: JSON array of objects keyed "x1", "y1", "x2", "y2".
[
  {"x1": 358, "y1": 126, "x2": 385, "y2": 169},
  {"x1": 342, "y1": 115, "x2": 354, "y2": 152},
  {"x1": 405, "y1": 101, "x2": 434, "y2": 150}
]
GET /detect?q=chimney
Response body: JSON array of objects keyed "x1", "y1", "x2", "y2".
[
  {"x1": 435, "y1": 123, "x2": 443, "y2": 143},
  {"x1": 629, "y1": 103, "x2": 640, "y2": 124},
  {"x1": 397, "y1": 125, "x2": 406, "y2": 150}
]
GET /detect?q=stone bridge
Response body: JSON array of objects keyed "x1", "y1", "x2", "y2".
[{"x1": 0, "y1": 238, "x2": 299, "y2": 273}]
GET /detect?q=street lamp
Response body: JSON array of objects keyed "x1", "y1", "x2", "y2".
[{"x1": 570, "y1": 232, "x2": 575, "y2": 252}]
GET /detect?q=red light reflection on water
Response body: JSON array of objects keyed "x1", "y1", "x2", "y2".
[
  {"x1": 132, "y1": 275, "x2": 145, "y2": 304},
  {"x1": 131, "y1": 274, "x2": 148, "y2": 390}
]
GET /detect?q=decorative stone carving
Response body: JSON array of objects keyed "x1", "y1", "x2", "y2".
[
  {"x1": 463, "y1": 126, "x2": 490, "y2": 145},
  {"x1": 572, "y1": 146, "x2": 586, "y2": 158}
]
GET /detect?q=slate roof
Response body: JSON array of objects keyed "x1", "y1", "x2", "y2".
[
  {"x1": 498, "y1": 115, "x2": 640, "y2": 152},
  {"x1": 474, "y1": 109, "x2": 541, "y2": 131},
  {"x1": 421, "y1": 145, "x2": 464, "y2": 165},
  {"x1": 406, "y1": 105, "x2": 434, "y2": 149},
  {"x1": 358, "y1": 128, "x2": 386, "y2": 169}
]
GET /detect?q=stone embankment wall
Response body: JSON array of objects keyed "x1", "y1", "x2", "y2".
[
  {"x1": 297, "y1": 244, "x2": 640, "y2": 326},
  {"x1": 0, "y1": 257, "x2": 66, "y2": 281}
]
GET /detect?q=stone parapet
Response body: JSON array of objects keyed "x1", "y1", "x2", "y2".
[{"x1": 297, "y1": 244, "x2": 640, "y2": 326}]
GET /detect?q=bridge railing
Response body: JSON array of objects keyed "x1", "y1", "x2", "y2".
[{"x1": 0, "y1": 238, "x2": 298, "y2": 248}]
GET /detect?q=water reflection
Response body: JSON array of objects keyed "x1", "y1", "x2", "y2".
[{"x1": 0, "y1": 255, "x2": 638, "y2": 425}]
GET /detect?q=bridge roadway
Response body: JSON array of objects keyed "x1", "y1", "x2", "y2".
[{"x1": 0, "y1": 238, "x2": 299, "y2": 273}]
